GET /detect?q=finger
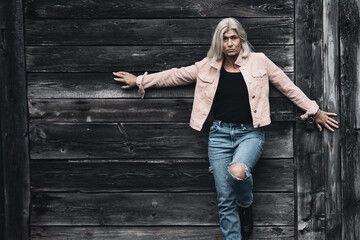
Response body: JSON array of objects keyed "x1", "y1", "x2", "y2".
[
  {"x1": 113, "y1": 77, "x2": 125, "y2": 82},
  {"x1": 324, "y1": 123, "x2": 334, "y2": 132},
  {"x1": 316, "y1": 122, "x2": 322, "y2": 132},
  {"x1": 113, "y1": 72, "x2": 126, "y2": 76},
  {"x1": 328, "y1": 118, "x2": 339, "y2": 125},
  {"x1": 327, "y1": 120, "x2": 339, "y2": 128},
  {"x1": 121, "y1": 85, "x2": 132, "y2": 89},
  {"x1": 325, "y1": 112, "x2": 337, "y2": 116}
]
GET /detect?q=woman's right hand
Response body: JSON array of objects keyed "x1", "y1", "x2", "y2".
[{"x1": 113, "y1": 71, "x2": 137, "y2": 89}]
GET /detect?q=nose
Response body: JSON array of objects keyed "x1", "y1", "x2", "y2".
[{"x1": 228, "y1": 39, "x2": 233, "y2": 47}]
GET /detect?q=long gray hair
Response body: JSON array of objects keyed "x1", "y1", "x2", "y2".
[{"x1": 207, "y1": 18, "x2": 252, "y2": 61}]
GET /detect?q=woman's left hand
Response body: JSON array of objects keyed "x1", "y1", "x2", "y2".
[{"x1": 314, "y1": 110, "x2": 339, "y2": 132}]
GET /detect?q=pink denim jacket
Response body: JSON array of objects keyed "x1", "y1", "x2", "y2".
[{"x1": 136, "y1": 52, "x2": 319, "y2": 131}]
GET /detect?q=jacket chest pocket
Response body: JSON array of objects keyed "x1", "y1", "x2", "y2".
[
  {"x1": 197, "y1": 72, "x2": 215, "y2": 91},
  {"x1": 198, "y1": 72, "x2": 215, "y2": 83},
  {"x1": 251, "y1": 69, "x2": 267, "y2": 79}
]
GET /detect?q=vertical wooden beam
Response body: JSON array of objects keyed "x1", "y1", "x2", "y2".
[
  {"x1": 0, "y1": 3, "x2": 6, "y2": 238},
  {"x1": 0, "y1": 0, "x2": 30, "y2": 239},
  {"x1": 323, "y1": 0, "x2": 342, "y2": 239},
  {"x1": 340, "y1": 0, "x2": 360, "y2": 239},
  {"x1": 295, "y1": 0, "x2": 325, "y2": 239}
]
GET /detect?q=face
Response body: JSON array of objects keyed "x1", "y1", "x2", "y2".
[{"x1": 222, "y1": 29, "x2": 242, "y2": 58}]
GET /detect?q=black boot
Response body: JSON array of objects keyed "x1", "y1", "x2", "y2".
[{"x1": 239, "y1": 204, "x2": 253, "y2": 237}]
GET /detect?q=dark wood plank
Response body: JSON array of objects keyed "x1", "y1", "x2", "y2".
[
  {"x1": 0, "y1": 0, "x2": 30, "y2": 239},
  {"x1": 27, "y1": 73, "x2": 294, "y2": 99},
  {"x1": 24, "y1": 0, "x2": 294, "y2": 18},
  {"x1": 0, "y1": 0, "x2": 5, "y2": 235},
  {"x1": 29, "y1": 122, "x2": 294, "y2": 159},
  {"x1": 30, "y1": 192, "x2": 294, "y2": 226},
  {"x1": 30, "y1": 159, "x2": 294, "y2": 193},
  {"x1": 30, "y1": 226, "x2": 295, "y2": 239},
  {"x1": 340, "y1": 0, "x2": 360, "y2": 130},
  {"x1": 295, "y1": 0, "x2": 325, "y2": 239},
  {"x1": 340, "y1": 1, "x2": 360, "y2": 239},
  {"x1": 323, "y1": 0, "x2": 341, "y2": 239},
  {"x1": 25, "y1": 18, "x2": 293, "y2": 45},
  {"x1": 25, "y1": 46, "x2": 294, "y2": 72},
  {"x1": 28, "y1": 98, "x2": 295, "y2": 122}
]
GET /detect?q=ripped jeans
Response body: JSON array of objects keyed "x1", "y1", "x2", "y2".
[{"x1": 208, "y1": 120, "x2": 265, "y2": 240}]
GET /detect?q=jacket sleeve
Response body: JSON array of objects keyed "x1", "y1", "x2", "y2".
[
  {"x1": 136, "y1": 64, "x2": 198, "y2": 99},
  {"x1": 262, "y1": 53, "x2": 319, "y2": 120}
]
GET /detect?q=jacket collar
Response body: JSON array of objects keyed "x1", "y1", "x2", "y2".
[{"x1": 210, "y1": 53, "x2": 249, "y2": 71}]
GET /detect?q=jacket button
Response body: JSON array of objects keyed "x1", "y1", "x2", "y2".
[
  {"x1": 242, "y1": 66, "x2": 246, "y2": 70},
  {"x1": 252, "y1": 95, "x2": 255, "y2": 99},
  {"x1": 254, "y1": 110, "x2": 257, "y2": 113},
  {"x1": 257, "y1": 124, "x2": 260, "y2": 127}
]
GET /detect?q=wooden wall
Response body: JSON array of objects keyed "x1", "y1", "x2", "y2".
[
  {"x1": 1, "y1": 0, "x2": 30, "y2": 239},
  {"x1": 25, "y1": 0, "x2": 297, "y2": 239},
  {"x1": 0, "y1": 0, "x2": 359, "y2": 239},
  {"x1": 340, "y1": 0, "x2": 360, "y2": 239}
]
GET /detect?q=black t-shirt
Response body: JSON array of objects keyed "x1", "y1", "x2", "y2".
[{"x1": 213, "y1": 65, "x2": 253, "y2": 123}]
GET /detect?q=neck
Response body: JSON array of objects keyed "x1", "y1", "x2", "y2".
[{"x1": 223, "y1": 54, "x2": 239, "y2": 68}]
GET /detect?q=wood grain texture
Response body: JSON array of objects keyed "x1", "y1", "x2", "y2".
[
  {"x1": 28, "y1": 98, "x2": 295, "y2": 122},
  {"x1": 27, "y1": 72, "x2": 294, "y2": 99},
  {"x1": 1, "y1": 0, "x2": 30, "y2": 239},
  {"x1": 24, "y1": 18, "x2": 293, "y2": 46},
  {"x1": 31, "y1": 192, "x2": 294, "y2": 226},
  {"x1": 340, "y1": 0, "x2": 360, "y2": 239},
  {"x1": 30, "y1": 226, "x2": 295, "y2": 239},
  {"x1": 323, "y1": 0, "x2": 341, "y2": 239},
  {"x1": 25, "y1": 46, "x2": 294, "y2": 72},
  {"x1": 295, "y1": 0, "x2": 325, "y2": 239},
  {"x1": 30, "y1": 159, "x2": 294, "y2": 193},
  {"x1": 0, "y1": 0, "x2": 5, "y2": 235},
  {"x1": 24, "y1": 0, "x2": 294, "y2": 19},
  {"x1": 29, "y1": 122, "x2": 294, "y2": 159}
]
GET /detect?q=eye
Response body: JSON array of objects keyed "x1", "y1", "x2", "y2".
[{"x1": 231, "y1": 36, "x2": 238, "y2": 40}]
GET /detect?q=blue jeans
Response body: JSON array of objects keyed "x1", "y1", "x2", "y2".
[{"x1": 208, "y1": 120, "x2": 265, "y2": 240}]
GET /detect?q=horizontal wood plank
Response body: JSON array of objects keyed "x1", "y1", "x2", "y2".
[
  {"x1": 24, "y1": 0, "x2": 294, "y2": 18},
  {"x1": 30, "y1": 226, "x2": 295, "y2": 239},
  {"x1": 31, "y1": 192, "x2": 294, "y2": 226},
  {"x1": 25, "y1": 46, "x2": 294, "y2": 72},
  {"x1": 27, "y1": 72, "x2": 294, "y2": 99},
  {"x1": 29, "y1": 122, "x2": 293, "y2": 159},
  {"x1": 28, "y1": 98, "x2": 295, "y2": 122},
  {"x1": 25, "y1": 18, "x2": 293, "y2": 45},
  {"x1": 30, "y1": 159, "x2": 294, "y2": 192}
]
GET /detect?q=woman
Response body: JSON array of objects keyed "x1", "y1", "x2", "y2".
[{"x1": 113, "y1": 18, "x2": 338, "y2": 240}]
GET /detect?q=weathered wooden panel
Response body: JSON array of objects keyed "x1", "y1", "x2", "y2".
[
  {"x1": 0, "y1": 0, "x2": 30, "y2": 239},
  {"x1": 24, "y1": 0, "x2": 294, "y2": 19},
  {"x1": 340, "y1": 0, "x2": 360, "y2": 130},
  {"x1": 27, "y1": 73, "x2": 294, "y2": 99},
  {"x1": 340, "y1": 0, "x2": 360, "y2": 239},
  {"x1": 323, "y1": 0, "x2": 341, "y2": 239},
  {"x1": 31, "y1": 226, "x2": 295, "y2": 239},
  {"x1": 28, "y1": 98, "x2": 295, "y2": 122},
  {"x1": 31, "y1": 192, "x2": 294, "y2": 226},
  {"x1": 25, "y1": 18, "x2": 293, "y2": 45},
  {"x1": 29, "y1": 122, "x2": 294, "y2": 159},
  {"x1": 30, "y1": 159, "x2": 294, "y2": 193},
  {"x1": 295, "y1": 0, "x2": 325, "y2": 239},
  {"x1": 25, "y1": 46, "x2": 294, "y2": 72}
]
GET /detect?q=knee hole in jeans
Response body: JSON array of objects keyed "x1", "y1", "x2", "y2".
[{"x1": 228, "y1": 163, "x2": 247, "y2": 180}]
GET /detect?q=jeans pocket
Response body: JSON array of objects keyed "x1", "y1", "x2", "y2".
[{"x1": 209, "y1": 124, "x2": 218, "y2": 134}]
